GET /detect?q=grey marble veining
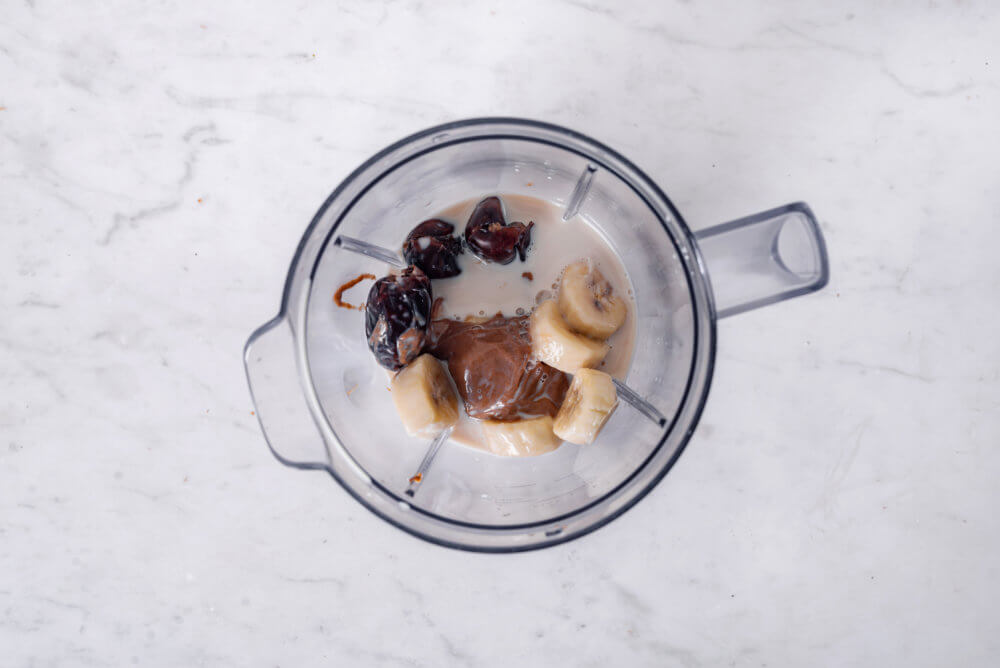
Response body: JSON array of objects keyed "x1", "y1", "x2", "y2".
[{"x1": 2, "y1": 1, "x2": 999, "y2": 665}]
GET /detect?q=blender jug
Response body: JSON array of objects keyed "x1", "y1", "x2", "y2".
[{"x1": 244, "y1": 118, "x2": 829, "y2": 552}]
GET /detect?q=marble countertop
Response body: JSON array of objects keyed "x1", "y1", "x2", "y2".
[{"x1": 3, "y1": 1, "x2": 998, "y2": 665}]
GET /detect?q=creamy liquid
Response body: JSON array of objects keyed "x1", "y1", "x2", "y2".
[{"x1": 424, "y1": 194, "x2": 637, "y2": 450}]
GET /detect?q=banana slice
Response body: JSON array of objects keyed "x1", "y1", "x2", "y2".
[
  {"x1": 481, "y1": 416, "x2": 563, "y2": 457},
  {"x1": 529, "y1": 300, "x2": 609, "y2": 374},
  {"x1": 553, "y1": 369, "x2": 619, "y2": 445},
  {"x1": 390, "y1": 354, "x2": 459, "y2": 438},
  {"x1": 558, "y1": 260, "x2": 628, "y2": 340}
]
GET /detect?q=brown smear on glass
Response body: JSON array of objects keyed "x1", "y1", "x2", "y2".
[{"x1": 333, "y1": 273, "x2": 376, "y2": 310}]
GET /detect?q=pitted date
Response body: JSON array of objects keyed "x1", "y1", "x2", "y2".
[
  {"x1": 401, "y1": 219, "x2": 463, "y2": 279},
  {"x1": 364, "y1": 267, "x2": 432, "y2": 370},
  {"x1": 464, "y1": 196, "x2": 533, "y2": 265}
]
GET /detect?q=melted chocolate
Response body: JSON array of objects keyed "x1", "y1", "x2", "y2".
[{"x1": 427, "y1": 314, "x2": 568, "y2": 421}]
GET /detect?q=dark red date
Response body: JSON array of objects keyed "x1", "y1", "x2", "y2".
[
  {"x1": 464, "y1": 196, "x2": 533, "y2": 265},
  {"x1": 401, "y1": 219, "x2": 463, "y2": 279},
  {"x1": 364, "y1": 267, "x2": 432, "y2": 370}
]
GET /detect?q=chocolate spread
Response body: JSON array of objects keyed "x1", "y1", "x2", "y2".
[{"x1": 427, "y1": 314, "x2": 568, "y2": 421}]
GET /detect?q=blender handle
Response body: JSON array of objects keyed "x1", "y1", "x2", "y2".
[
  {"x1": 243, "y1": 316, "x2": 330, "y2": 470},
  {"x1": 693, "y1": 202, "x2": 829, "y2": 318}
]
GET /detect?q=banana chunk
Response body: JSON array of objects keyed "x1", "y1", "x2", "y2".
[
  {"x1": 558, "y1": 260, "x2": 628, "y2": 340},
  {"x1": 481, "y1": 416, "x2": 563, "y2": 457},
  {"x1": 553, "y1": 369, "x2": 619, "y2": 445},
  {"x1": 390, "y1": 354, "x2": 459, "y2": 438},
  {"x1": 529, "y1": 300, "x2": 609, "y2": 374}
]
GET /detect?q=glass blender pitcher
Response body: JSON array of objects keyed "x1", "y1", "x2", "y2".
[{"x1": 243, "y1": 118, "x2": 829, "y2": 552}]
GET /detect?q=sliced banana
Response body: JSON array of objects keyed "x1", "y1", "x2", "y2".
[
  {"x1": 390, "y1": 354, "x2": 459, "y2": 438},
  {"x1": 529, "y1": 300, "x2": 609, "y2": 374},
  {"x1": 553, "y1": 369, "x2": 619, "y2": 445},
  {"x1": 558, "y1": 260, "x2": 628, "y2": 340},
  {"x1": 481, "y1": 416, "x2": 563, "y2": 457}
]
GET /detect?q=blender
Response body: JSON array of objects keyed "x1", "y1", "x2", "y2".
[{"x1": 243, "y1": 118, "x2": 829, "y2": 551}]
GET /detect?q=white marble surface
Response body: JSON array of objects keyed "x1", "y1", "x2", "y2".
[{"x1": 3, "y1": 1, "x2": 999, "y2": 665}]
